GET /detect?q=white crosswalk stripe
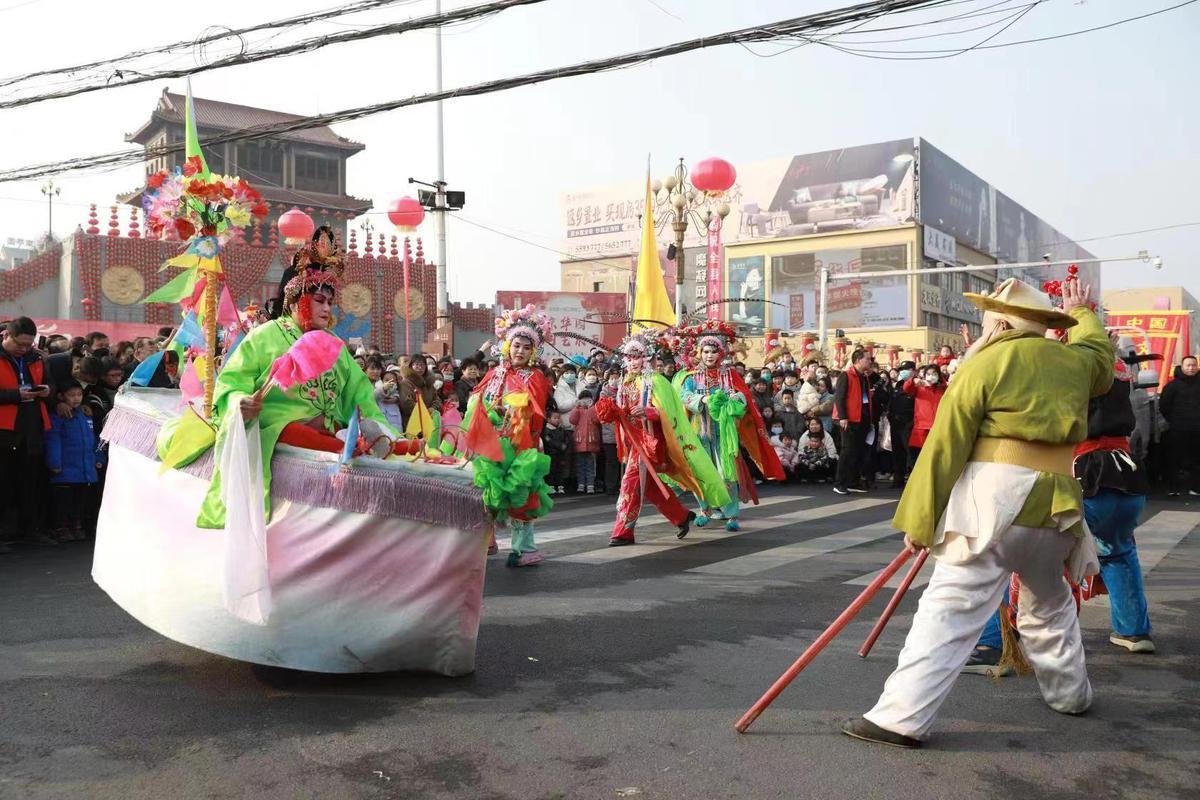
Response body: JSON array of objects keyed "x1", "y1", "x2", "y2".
[
  {"x1": 496, "y1": 494, "x2": 814, "y2": 551},
  {"x1": 686, "y1": 499, "x2": 898, "y2": 577},
  {"x1": 843, "y1": 508, "x2": 1200, "y2": 588}
]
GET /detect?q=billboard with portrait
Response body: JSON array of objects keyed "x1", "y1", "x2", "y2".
[{"x1": 727, "y1": 255, "x2": 766, "y2": 329}]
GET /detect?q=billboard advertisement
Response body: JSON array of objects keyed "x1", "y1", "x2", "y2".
[
  {"x1": 1106, "y1": 310, "x2": 1192, "y2": 391},
  {"x1": 728, "y1": 255, "x2": 766, "y2": 329},
  {"x1": 562, "y1": 140, "x2": 916, "y2": 260},
  {"x1": 495, "y1": 290, "x2": 626, "y2": 360},
  {"x1": 917, "y1": 139, "x2": 1097, "y2": 286},
  {"x1": 768, "y1": 244, "x2": 910, "y2": 331}
]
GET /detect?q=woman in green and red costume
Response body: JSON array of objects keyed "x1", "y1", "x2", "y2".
[
  {"x1": 676, "y1": 321, "x2": 786, "y2": 531},
  {"x1": 596, "y1": 332, "x2": 728, "y2": 546},
  {"x1": 461, "y1": 305, "x2": 554, "y2": 567}
]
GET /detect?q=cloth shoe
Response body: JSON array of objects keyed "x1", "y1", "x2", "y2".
[
  {"x1": 586, "y1": 485, "x2": 595, "y2": 494},
  {"x1": 694, "y1": 514, "x2": 710, "y2": 528},
  {"x1": 506, "y1": 551, "x2": 544, "y2": 567},
  {"x1": 841, "y1": 717, "x2": 920, "y2": 749},
  {"x1": 676, "y1": 511, "x2": 696, "y2": 540},
  {"x1": 725, "y1": 519, "x2": 741, "y2": 532},
  {"x1": 1109, "y1": 633, "x2": 1155, "y2": 653},
  {"x1": 833, "y1": 487, "x2": 849, "y2": 495},
  {"x1": 608, "y1": 536, "x2": 635, "y2": 547}
]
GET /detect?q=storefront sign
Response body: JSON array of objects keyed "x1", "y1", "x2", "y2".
[
  {"x1": 1106, "y1": 310, "x2": 1192, "y2": 391},
  {"x1": 923, "y1": 224, "x2": 956, "y2": 265},
  {"x1": 706, "y1": 219, "x2": 723, "y2": 320}
]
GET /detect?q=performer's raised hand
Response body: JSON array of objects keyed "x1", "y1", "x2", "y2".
[
  {"x1": 1061, "y1": 279, "x2": 1092, "y2": 312},
  {"x1": 629, "y1": 404, "x2": 646, "y2": 419}
]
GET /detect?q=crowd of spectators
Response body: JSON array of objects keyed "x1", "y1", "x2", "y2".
[{"x1": 3, "y1": 312, "x2": 1195, "y2": 555}]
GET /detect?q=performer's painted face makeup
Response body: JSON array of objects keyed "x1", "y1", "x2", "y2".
[
  {"x1": 625, "y1": 354, "x2": 645, "y2": 373},
  {"x1": 509, "y1": 336, "x2": 533, "y2": 367},
  {"x1": 295, "y1": 288, "x2": 335, "y2": 331},
  {"x1": 701, "y1": 345, "x2": 722, "y2": 368}
]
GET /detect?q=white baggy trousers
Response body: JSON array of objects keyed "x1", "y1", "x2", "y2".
[{"x1": 864, "y1": 525, "x2": 1093, "y2": 739}]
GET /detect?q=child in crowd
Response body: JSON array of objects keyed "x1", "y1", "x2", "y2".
[
  {"x1": 774, "y1": 432, "x2": 800, "y2": 480},
  {"x1": 797, "y1": 417, "x2": 838, "y2": 483},
  {"x1": 775, "y1": 388, "x2": 805, "y2": 440},
  {"x1": 44, "y1": 380, "x2": 105, "y2": 542},
  {"x1": 542, "y1": 410, "x2": 572, "y2": 495},
  {"x1": 375, "y1": 365, "x2": 405, "y2": 431},
  {"x1": 600, "y1": 370, "x2": 622, "y2": 494},
  {"x1": 569, "y1": 389, "x2": 602, "y2": 494}
]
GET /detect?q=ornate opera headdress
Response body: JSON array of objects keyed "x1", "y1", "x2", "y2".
[
  {"x1": 495, "y1": 304, "x2": 554, "y2": 361},
  {"x1": 680, "y1": 319, "x2": 738, "y2": 357},
  {"x1": 274, "y1": 226, "x2": 345, "y2": 318},
  {"x1": 617, "y1": 330, "x2": 673, "y2": 372}
]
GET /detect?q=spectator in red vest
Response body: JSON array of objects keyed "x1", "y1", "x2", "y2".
[
  {"x1": 904, "y1": 364, "x2": 948, "y2": 471},
  {"x1": 833, "y1": 348, "x2": 874, "y2": 495},
  {"x1": 1, "y1": 316, "x2": 55, "y2": 550}
]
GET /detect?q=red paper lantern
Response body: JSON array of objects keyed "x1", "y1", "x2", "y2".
[
  {"x1": 691, "y1": 157, "x2": 737, "y2": 193},
  {"x1": 387, "y1": 197, "x2": 425, "y2": 232},
  {"x1": 278, "y1": 207, "x2": 315, "y2": 246}
]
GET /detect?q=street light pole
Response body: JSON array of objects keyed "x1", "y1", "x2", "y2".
[
  {"x1": 41, "y1": 179, "x2": 60, "y2": 242},
  {"x1": 434, "y1": 0, "x2": 449, "y2": 327}
]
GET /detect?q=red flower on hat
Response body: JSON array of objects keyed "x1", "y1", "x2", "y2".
[
  {"x1": 147, "y1": 171, "x2": 167, "y2": 190},
  {"x1": 182, "y1": 155, "x2": 205, "y2": 177}
]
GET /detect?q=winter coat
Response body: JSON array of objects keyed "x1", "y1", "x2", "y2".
[
  {"x1": 398, "y1": 367, "x2": 438, "y2": 424},
  {"x1": 568, "y1": 404, "x2": 602, "y2": 453},
  {"x1": 375, "y1": 380, "x2": 405, "y2": 431},
  {"x1": 1160, "y1": 367, "x2": 1200, "y2": 433},
  {"x1": 454, "y1": 377, "x2": 479, "y2": 415},
  {"x1": 793, "y1": 380, "x2": 821, "y2": 416},
  {"x1": 44, "y1": 410, "x2": 104, "y2": 484},
  {"x1": 542, "y1": 424, "x2": 572, "y2": 458},
  {"x1": 904, "y1": 377, "x2": 947, "y2": 447},
  {"x1": 553, "y1": 378, "x2": 579, "y2": 430},
  {"x1": 773, "y1": 441, "x2": 799, "y2": 470},
  {"x1": 775, "y1": 405, "x2": 806, "y2": 440},
  {"x1": 750, "y1": 389, "x2": 774, "y2": 414}
]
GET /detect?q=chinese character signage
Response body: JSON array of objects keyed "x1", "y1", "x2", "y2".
[
  {"x1": 495, "y1": 290, "x2": 627, "y2": 360},
  {"x1": 922, "y1": 224, "x2": 956, "y2": 265},
  {"x1": 768, "y1": 244, "x2": 910, "y2": 331},
  {"x1": 705, "y1": 219, "x2": 723, "y2": 320},
  {"x1": 1105, "y1": 310, "x2": 1192, "y2": 391}
]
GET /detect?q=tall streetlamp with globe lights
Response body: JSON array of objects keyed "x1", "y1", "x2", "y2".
[{"x1": 651, "y1": 157, "x2": 736, "y2": 320}]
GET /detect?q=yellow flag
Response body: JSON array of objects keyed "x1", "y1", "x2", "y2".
[
  {"x1": 631, "y1": 169, "x2": 677, "y2": 333},
  {"x1": 405, "y1": 393, "x2": 436, "y2": 442}
]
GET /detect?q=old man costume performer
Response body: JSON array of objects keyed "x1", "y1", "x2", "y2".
[
  {"x1": 595, "y1": 332, "x2": 728, "y2": 546},
  {"x1": 676, "y1": 321, "x2": 785, "y2": 532},
  {"x1": 842, "y1": 277, "x2": 1111, "y2": 748},
  {"x1": 462, "y1": 305, "x2": 554, "y2": 567}
]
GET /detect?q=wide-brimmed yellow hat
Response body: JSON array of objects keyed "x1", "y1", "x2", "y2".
[{"x1": 964, "y1": 278, "x2": 1077, "y2": 329}]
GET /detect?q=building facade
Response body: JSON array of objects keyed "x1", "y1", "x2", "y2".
[
  {"x1": 560, "y1": 138, "x2": 1096, "y2": 359},
  {"x1": 120, "y1": 89, "x2": 372, "y2": 241}
]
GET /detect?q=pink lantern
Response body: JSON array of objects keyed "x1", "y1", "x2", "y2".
[
  {"x1": 278, "y1": 207, "x2": 315, "y2": 246},
  {"x1": 691, "y1": 157, "x2": 737, "y2": 193},
  {"x1": 387, "y1": 196, "x2": 425, "y2": 232}
]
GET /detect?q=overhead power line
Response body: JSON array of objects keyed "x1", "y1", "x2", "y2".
[
  {"x1": 0, "y1": 0, "x2": 550, "y2": 110},
  {"x1": 0, "y1": 0, "x2": 965, "y2": 183}
]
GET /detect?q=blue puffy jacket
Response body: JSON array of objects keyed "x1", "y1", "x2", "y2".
[{"x1": 44, "y1": 411, "x2": 105, "y2": 485}]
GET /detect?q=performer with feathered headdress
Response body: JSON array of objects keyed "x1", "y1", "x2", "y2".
[
  {"x1": 594, "y1": 331, "x2": 728, "y2": 546},
  {"x1": 675, "y1": 320, "x2": 786, "y2": 531},
  {"x1": 461, "y1": 305, "x2": 555, "y2": 567},
  {"x1": 182, "y1": 226, "x2": 397, "y2": 528}
]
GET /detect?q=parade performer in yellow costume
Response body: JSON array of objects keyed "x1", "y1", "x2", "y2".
[{"x1": 843, "y1": 278, "x2": 1110, "y2": 749}]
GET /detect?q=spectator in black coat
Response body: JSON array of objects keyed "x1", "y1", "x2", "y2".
[{"x1": 1159, "y1": 356, "x2": 1200, "y2": 496}]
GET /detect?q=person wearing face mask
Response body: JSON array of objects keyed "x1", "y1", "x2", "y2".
[
  {"x1": 888, "y1": 361, "x2": 917, "y2": 488},
  {"x1": 903, "y1": 364, "x2": 948, "y2": 471}
]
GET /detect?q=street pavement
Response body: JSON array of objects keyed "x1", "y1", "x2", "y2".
[{"x1": 2, "y1": 484, "x2": 1198, "y2": 800}]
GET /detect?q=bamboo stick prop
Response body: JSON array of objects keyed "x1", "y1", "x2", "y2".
[
  {"x1": 203, "y1": 273, "x2": 219, "y2": 420},
  {"x1": 733, "y1": 548, "x2": 913, "y2": 734},
  {"x1": 858, "y1": 549, "x2": 929, "y2": 659}
]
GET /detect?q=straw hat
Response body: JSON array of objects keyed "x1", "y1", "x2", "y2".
[{"x1": 964, "y1": 278, "x2": 1077, "y2": 329}]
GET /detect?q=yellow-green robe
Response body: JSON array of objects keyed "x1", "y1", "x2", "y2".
[
  {"x1": 194, "y1": 316, "x2": 394, "y2": 528},
  {"x1": 894, "y1": 306, "x2": 1112, "y2": 548}
]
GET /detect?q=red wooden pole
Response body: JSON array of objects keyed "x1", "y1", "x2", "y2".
[
  {"x1": 858, "y1": 549, "x2": 930, "y2": 658},
  {"x1": 733, "y1": 548, "x2": 913, "y2": 734}
]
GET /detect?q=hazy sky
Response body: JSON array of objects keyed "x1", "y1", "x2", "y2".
[{"x1": 0, "y1": 0, "x2": 1197, "y2": 304}]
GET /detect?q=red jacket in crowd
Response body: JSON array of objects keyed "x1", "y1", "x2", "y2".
[
  {"x1": 0, "y1": 349, "x2": 51, "y2": 433},
  {"x1": 903, "y1": 376, "x2": 947, "y2": 448},
  {"x1": 568, "y1": 403, "x2": 602, "y2": 454}
]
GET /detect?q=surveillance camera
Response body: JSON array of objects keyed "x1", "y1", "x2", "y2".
[
  {"x1": 1153, "y1": 257, "x2": 1163, "y2": 270},
  {"x1": 1041, "y1": 253, "x2": 1052, "y2": 261}
]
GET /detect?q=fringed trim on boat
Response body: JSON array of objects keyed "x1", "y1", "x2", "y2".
[{"x1": 102, "y1": 405, "x2": 489, "y2": 530}]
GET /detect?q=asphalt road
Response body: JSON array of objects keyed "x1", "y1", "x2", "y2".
[{"x1": 2, "y1": 485, "x2": 1198, "y2": 800}]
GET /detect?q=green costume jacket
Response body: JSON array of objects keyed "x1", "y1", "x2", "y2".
[
  {"x1": 195, "y1": 316, "x2": 394, "y2": 528},
  {"x1": 894, "y1": 306, "x2": 1112, "y2": 547}
]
